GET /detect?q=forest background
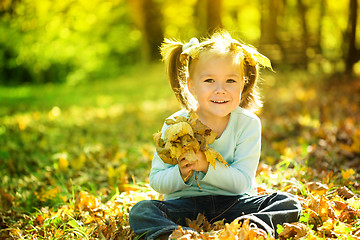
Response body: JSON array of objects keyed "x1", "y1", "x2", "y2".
[{"x1": 0, "y1": 0, "x2": 359, "y2": 239}]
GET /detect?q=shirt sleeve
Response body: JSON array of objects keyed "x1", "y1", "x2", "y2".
[
  {"x1": 148, "y1": 117, "x2": 192, "y2": 194},
  {"x1": 149, "y1": 151, "x2": 191, "y2": 194},
  {"x1": 200, "y1": 117, "x2": 261, "y2": 194}
]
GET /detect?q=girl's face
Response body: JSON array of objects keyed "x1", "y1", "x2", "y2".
[{"x1": 188, "y1": 53, "x2": 244, "y2": 121}]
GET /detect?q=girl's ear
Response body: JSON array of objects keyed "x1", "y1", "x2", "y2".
[{"x1": 187, "y1": 78, "x2": 195, "y2": 95}]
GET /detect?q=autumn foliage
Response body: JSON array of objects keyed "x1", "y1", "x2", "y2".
[
  {"x1": 154, "y1": 112, "x2": 229, "y2": 182},
  {"x1": 0, "y1": 70, "x2": 359, "y2": 239}
]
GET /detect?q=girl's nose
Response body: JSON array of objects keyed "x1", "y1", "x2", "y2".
[{"x1": 215, "y1": 82, "x2": 226, "y2": 94}]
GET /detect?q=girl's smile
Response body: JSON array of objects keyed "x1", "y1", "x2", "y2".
[{"x1": 188, "y1": 53, "x2": 244, "y2": 126}]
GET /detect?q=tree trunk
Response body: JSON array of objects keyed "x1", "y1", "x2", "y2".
[
  {"x1": 345, "y1": 0, "x2": 358, "y2": 75},
  {"x1": 128, "y1": 0, "x2": 164, "y2": 62},
  {"x1": 297, "y1": 0, "x2": 309, "y2": 68},
  {"x1": 316, "y1": 0, "x2": 326, "y2": 54},
  {"x1": 207, "y1": 0, "x2": 222, "y2": 33},
  {"x1": 195, "y1": 0, "x2": 223, "y2": 35},
  {"x1": 260, "y1": 0, "x2": 280, "y2": 45}
]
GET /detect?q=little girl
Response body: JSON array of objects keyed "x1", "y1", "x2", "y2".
[{"x1": 129, "y1": 31, "x2": 301, "y2": 240}]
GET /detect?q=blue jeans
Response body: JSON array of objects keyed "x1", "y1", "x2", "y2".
[{"x1": 129, "y1": 192, "x2": 301, "y2": 240}]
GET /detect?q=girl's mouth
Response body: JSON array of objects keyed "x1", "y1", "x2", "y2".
[{"x1": 211, "y1": 100, "x2": 229, "y2": 104}]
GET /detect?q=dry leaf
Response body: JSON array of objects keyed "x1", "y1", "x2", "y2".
[
  {"x1": 75, "y1": 191, "x2": 101, "y2": 212},
  {"x1": 169, "y1": 226, "x2": 200, "y2": 240},
  {"x1": 278, "y1": 222, "x2": 308, "y2": 240},
  {"x1": 185, "y1": 213, "x2": 211, "y2": 232},
  {"x1": 153, "y1": 112, "x2": 229, "y2": 186},
  {"x1": 306, "y1": 182, "x2": 329, "y2": 196},
  {"x1": 337, "y1": 186, "x2": 356, "y2": 199}
]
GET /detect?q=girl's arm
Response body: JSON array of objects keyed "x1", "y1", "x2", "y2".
[
  {"x1": 149, "y1": 115, "x2": 193, "y2": 194},
  {"x1": 200, "y1": 117, "x2": 261, "y2": 194},
  {"x1": 149, "y1": 152, "x2": 191, "y2": 194}
]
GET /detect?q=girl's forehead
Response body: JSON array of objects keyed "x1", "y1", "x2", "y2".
[
  {"x1": 198, "y1": 51, "x2": 239, "y2": 62},
  {"x1": 194, "y1": 52, "x2": 241, "y2": 68},
  {"x1": 189, "y1": 52, "x2": 243, "y2": 76}
]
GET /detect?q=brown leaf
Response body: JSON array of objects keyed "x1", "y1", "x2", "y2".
[
  {"x1": 337, "y1": 186, "x2": 356, "y2": 199},
  {"x1": 278, "y1": 222, "x2": 308, "y2": 240},
  {"x1": 352, "y1": 228, "x2": 360, "y2": 238},
  {"x1": 169, "y1": 226, "x2": 199, "y2": 240},
  {"x1": 307, "y1": 194, "x2": 337, "y2": 221},
  {"x1": 0, "y1": 188, "x2": 15, "y2": 210},
  {"x1": 339, "y1": 206, "x2": 358, "y2": 223},
  {"x1": 306, "y1": 182, "x2": 329, "y2": 195},
  {"x1": 185, "y1": 213, "x2": 211, "y2": 232}
]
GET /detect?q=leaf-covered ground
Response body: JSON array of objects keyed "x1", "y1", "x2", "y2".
[{"x1": 0, "y1": 65, "x2": 359, "y2": 239}]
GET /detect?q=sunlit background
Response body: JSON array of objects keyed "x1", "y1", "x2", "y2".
[
  {"x1": 0, "y1": 0, "x2": 358, "y2": 85},
  {"x1": 0, "y1": 1, "x2": 359, "y2": 239}
]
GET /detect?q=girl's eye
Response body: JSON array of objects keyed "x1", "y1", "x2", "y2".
[
  {"x1": 204, "y1": 79, "x2": 214, "y2": 83},
  {"x1": 227, "y1": 79, "x2": 236, "y2": 83}
]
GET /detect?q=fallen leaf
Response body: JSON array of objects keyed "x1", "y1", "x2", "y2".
[
  {"x1": 185, "y1": 213, "x2": 211, "y2": 232},
  {"x1": 169, "y1": 226, "x2": 199, "y2": 240},
  {"x1": 342, "y1": 169, "x2": 355, "y2": 180},
  {"x1": 306, "y1": 182, "x2": 329, "y2": 195},
  {"x1": 337, "y1": 186, "x2": 356, "y2": 199},
  {"x1": 75, "y1": 191, "x2": 101, "y2": 212},
  {"x1": 278, "y1": 222, "x2": 308, "y2": 240}
]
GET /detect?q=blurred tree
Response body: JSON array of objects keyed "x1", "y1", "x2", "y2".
[
  {"x1": 259, "y1": 0, "x2": 284, "y2": 65},
  {"x1": 345, "y1": 0, "x2": 358, "y2": 75},
  {"x1": 260, "y1": 0, "x2": 280, "y2": 45},
  {"x1": 0, "y1": 0, "x2": 357, "y2": 85},
  {"x1": 0, "y1": 0, "x2": 19, "y2": 15},
  {"x1": 128, "y1": 0, "x2": 163, "y2": 62},
  {"x1": 316, "y1": 0, "x2": 326, "y2": 54},
  {"x1": 195, "y1": 0, "x2": 223, "y2": 35},
  {"x1": 297, "y1": 0, "x2": 309, "y2": 68},
  {"x1": 0, "y1": 0, "x2": 140, "y2": 84}
]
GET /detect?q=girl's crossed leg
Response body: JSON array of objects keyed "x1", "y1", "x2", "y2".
[{"x1": 129, "y1": 192, "x2": 301, "y2": 240}]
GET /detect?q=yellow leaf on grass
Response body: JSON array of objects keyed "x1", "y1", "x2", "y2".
[
  {"x1": 59, "y1": 155, "x2": 69, "y2": 172},
  {"x1": 351, "y1": 129, "x2": 360, "y2": 153},
  {"x1": 70, "y1": 153, "x2": 86, "y2": 170},
  {"x1": 347, "y1": 197, "x2": 360, "y2": 210},
  {"x1": 341, "y1": 169, "x2": 355, "y2": 180}
]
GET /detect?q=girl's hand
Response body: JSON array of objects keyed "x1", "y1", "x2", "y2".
[
  {"x1": 191, "y1": 151, "x2": 209, "y2": 173},
  {"x1": 178, "y1": 151, "x2": 209, "y2": 182},
  {"x1": 179, "y1": 158, "x2": 194, "y2": 182}
]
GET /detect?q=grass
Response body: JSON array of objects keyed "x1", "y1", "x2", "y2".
[{"x1": 0, "y1": 64, "x2": 359, "y2": 239}]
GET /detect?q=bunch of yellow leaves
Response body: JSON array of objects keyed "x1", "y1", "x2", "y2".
[{"x1": 153, "y1": 112, "x2": 229, "y2": 182}]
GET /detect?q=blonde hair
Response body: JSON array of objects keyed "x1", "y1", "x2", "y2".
[{"x1": 160, "y1": 30, "x2": 271, "y2": 113}]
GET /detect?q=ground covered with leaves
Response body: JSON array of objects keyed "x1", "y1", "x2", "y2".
[{"x1": 0, "y1": 65, "x2": 359, "y2": 239}]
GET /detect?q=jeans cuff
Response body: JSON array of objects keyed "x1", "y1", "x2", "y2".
[{"x1": 234, "y1": 215, "x2": 275, "y2": 238}]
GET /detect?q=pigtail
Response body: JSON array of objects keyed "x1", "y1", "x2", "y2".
[
  {"x1": 229, "y1": 41, "x2": 263, "y2": 113},
  {"x1": 160, "y1": 39, "x2": 189, "y2": 109},
  {"x1": 241, "y1": 58, "x2": 262, "y2": 113}
]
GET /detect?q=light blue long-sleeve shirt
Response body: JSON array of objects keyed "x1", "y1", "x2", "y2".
[{"x1": 149, "y1": 107, "x2": 261, "y2": 200}]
